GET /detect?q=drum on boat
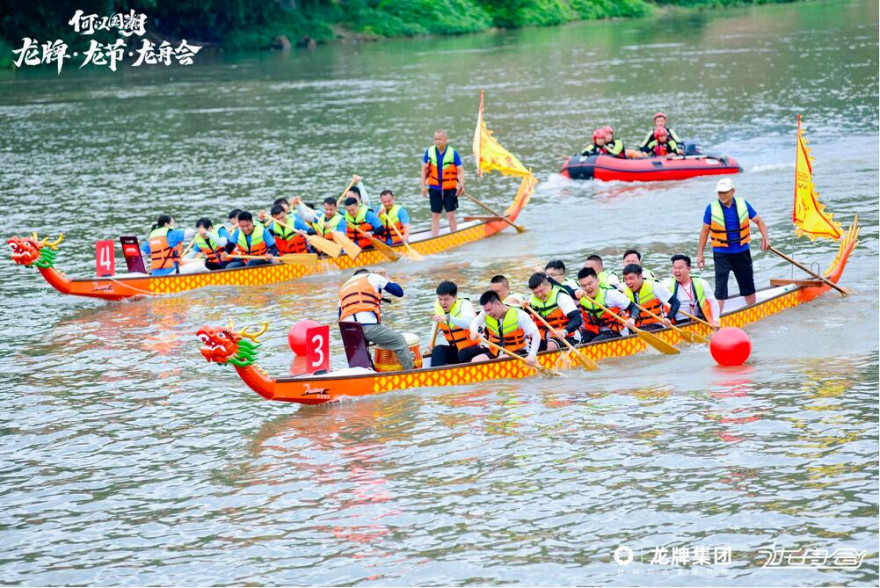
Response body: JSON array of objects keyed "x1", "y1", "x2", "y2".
[{"x1": 373, "y1": 332, "x2": 423, "y2": 372}]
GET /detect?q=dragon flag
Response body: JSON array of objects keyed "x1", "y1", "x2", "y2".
[
  {"x1": 473, "y1": 90, "x2": 536, "y2": 213},
  {"x1": 793, "y1": 114, "x2": 843, "y2": 240}
]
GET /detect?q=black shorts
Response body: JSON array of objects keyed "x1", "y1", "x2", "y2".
[
  {"x1": 429, "y1": 188, "x2": 458, "y2": 214},
  {"x1": 713, "y1": 250, "x2": 756, "y2": 299}
]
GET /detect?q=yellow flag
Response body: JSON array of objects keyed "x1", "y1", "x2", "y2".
[
  {"x1": 472, "y1": 90, "x2": 531, "y2": 178},
  {"x1": 793, "y1": 115, "x2": 842, "y2": 240}
]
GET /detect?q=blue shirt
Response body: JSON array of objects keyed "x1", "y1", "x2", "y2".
[
  {"x1": 317, "y1": 211, "x2": 347, "y2": 233},
  {"x1": 703, "y1": 199, "x2": 757, "y2": 254},
  {"x1": 141, "y1": 227, "x2": 186, "y2": 276},
  {"x1": 423, "y1": 146, "x2": 462, "y2": 189}
]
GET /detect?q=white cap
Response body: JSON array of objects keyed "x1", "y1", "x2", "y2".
[{"x1": 715, "y1": 178, "x2": 734, "y2": 192}]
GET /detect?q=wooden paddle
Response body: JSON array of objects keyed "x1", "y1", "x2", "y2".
[
  {"x1": 330, "y1": 230, "x2": 363, "y2": 259},
  {"x1": 426, "y1": 321, "x2": 439, "y2": 354},
  {"x1": 336, "y1": 177, "x2": 358, "y2": 207},
  {"x1": 512, "y1": 303, "x2": 599, "y2": 371},
  {"x1": 388, "y1": 222, "x2": 424, "y2": 261},
  {"x1": 475, "y1": 334, "x2": 561, "y2": 377},
  {"x1": 769, "y1": 246, "x2": 850, "y2": 296},
  {"x1": 460, "y1": 192, "x2": 525, "y2": 233},
  {"x1": 675, "y1": 308, "x2": 716, "y2": 331},
  {"x1": 271, "y1": 215, "x2": 344, "y2": 259},
  {"x1": 627, "y1": 298, "x2": 709, "y2": 345},
  {"x1": 343, "y1": 221, "x2": 400, "y2": 261},
  {"x1": 228, "y1": 253, "x2": 318, "y2": 266},
  {"x1": 579, "y1": 293, "x2": 679, "y2": 355}
]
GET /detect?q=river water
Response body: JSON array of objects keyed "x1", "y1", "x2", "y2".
[{"x1": 1, "y1": 0, "x2": 878, "y2": 585}]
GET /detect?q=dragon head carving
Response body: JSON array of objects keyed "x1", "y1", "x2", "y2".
[
  {"x1": 197, "y1": 321, "x2": 268, "y2": 367},
  {"x1": 8, "y1": 233, "x2": 64, "y2": 268}
]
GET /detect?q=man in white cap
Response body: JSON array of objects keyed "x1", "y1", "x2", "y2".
[{"x1": 696, "y1": 177, "x2": 770, "y2": 312}]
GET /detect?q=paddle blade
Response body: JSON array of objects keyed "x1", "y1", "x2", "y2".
[
  {"x1": 279, "y1": 253, "x2": 319, "y2": 267},
  {"x1": 679, "y1": 329, "x2": 710, "y2": 345},
  {"x1": 635, "y1": 328, "x2": 680, "y2": 355},
  {"x1": 573, "y1": 349, "x2": 600, "y2": 371},
  {"x1": 404, "y1": 247, "x2": 425, "y2": 262},
  {"x1": 306, "y1": 235, "x2": 342, "y2": 259},
  {"x1": 370, "y1": 238, "x2": 401, "y2": 261},
  {"x1": 331, "y1": 231, "x2": 362, "y2": 259}
]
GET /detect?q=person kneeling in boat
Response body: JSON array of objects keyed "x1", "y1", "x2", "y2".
[
  {"x1": 191, "y1": 218, "x2": 229, "y2": 271},
  {"x1": 428, "y1": 280, "x2": 476, "y2": 367},
  {"x1": 261, "y1": 204, "x2": 311, "y2": 254},
  {"x1": 663, "y1": 253, "x2": 721, "y2": 329},
  {"x1": 640, "y1": 127, "x2": 683, "y2": 157},
  {"x1": 489, "y1": 274, "x2": 526, "y2": 307},
  {"x1": 584, "y1": 255, "x2": 620, "y2": 289},
  {"x1": 581, "y1": 128, "x2": 609, "y2": 156},
  {"x1": 224, "y1": 211, "x2": 277, "y2": 268},
  {"x1": 142, "y1": 214, "x2": 195, "y2": 276},
  {"x1": 377, "y1": 190, "x2": 411, "y2": 246},
  {"x1": 603, "y1": 126, "x2": 626, "y2": 159},
  {"x1": 621, "y1": 263, "x2": 674, "y2": 332},
  {"x1": 339, "y1": 268, "x2": 414, "y2": 371},
  {"x1": 344, "y1": 197, "x2": 386, "y2": 248},
  {"x1": 574, "y1": 267, "x2": 632, "y2": 343},
  {"x1": 463, "y1": 290, "x2": 540, "y2": 365},
  {"x1": 525, "y1": 272, "x2": 583, "y2": 351}
]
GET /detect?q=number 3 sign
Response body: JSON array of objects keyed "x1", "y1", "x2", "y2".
[{"x1": 305, "y1": 325, "x2": 330, "y2": 373}]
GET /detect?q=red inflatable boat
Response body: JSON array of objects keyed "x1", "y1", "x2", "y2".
[{"x1": 560, "y1": 153, "x2": 742, "y2": 182}]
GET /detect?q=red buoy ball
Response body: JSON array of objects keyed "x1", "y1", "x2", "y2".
[
  {"x1": 288, "y1": 320, "x2": 322, "y2": 356},
  {"x1": 710, "y1": 327, "x2": 752, "y2": 366}
]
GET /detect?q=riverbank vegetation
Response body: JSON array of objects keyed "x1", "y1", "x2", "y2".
[{"x1": 2, "y1": 0, "x2": 804, "y2": 54}]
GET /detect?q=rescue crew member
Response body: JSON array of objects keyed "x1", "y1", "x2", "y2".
[
  {"x1": 526, "y1": 272, "x2": 583, "y2": 351},
  {"x1": 581, "y1": 128, "x2": 609, "y2": 156},
  {"x1": 463, "y1": 290, "x2": 541, "y2": 365},
  {"x1": 543, "y1": 260, "x2": 579, "y2": 295},
  {"x1": 218, "y1": 209, "x2": 241, "y2": 241},
  {"x1": 697, "y1": 177, "x2": 770, "y2": 312},
  {"x1": 584, "y1": 255, "x2": 620, "y2": 289},
  {"x1": 663, "y1": 254, "x2": 721, "y2": 328},
  {"x1": 428, "y1": 280, "x2": 476, "y2": 367},
  {"x1": 376, "y1": 189, "x2": 411, "y2": 246},
  {"x1": 338, "y1": 268, "x2": 413, "y2": 370},
  {"x1": 224, "y1": 211, "x2": 277, "y2": 268},
  {"x1": 574, "y1": 267, "x2": 633, "y2": 342},
  {"x1": 191, "y1": 218, "x2": 229, "y2": 271},
  {"x1": 489, "y1": 274, "x2": 526, "y2": 307},
  {"x1": 622, "y1": 249, "x2": 657, "y2": 282},
  {"x1": 421, "y1": 129, "x2": 464, "y2": 237},
  {"x1": 261, "y1": 204, "x2": 311, "y2": 254},
  {"x1": 639, "y1": 111, "x2": 682, "y2": 150},
  {"x1": 641, "y1": 126, "x2": 683, "y2": 157},
  {"x1": 343, "y1": 197, "x2": 385, "y2": 248},
  {"x1": 141, "y1": 214, "x2": 194, "y2": 276},
  {"x1": 603, "y1": 126, "x2": 626, "y2": 158},
  {"x1": 621, "y1": 263, "x2": 673, "y2": 332},
  {"x1": 296, "y1": 197, "x2": 347, "y2": 240}
]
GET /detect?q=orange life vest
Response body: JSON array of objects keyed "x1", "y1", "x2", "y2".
[
  {"x1": 435, "y1": 299, "x2": 478, "y2": 350},
  {"x1": 271, "y1": 219, "x2": 308, "y2": 254},
  {"x1": 709, "y1": 198, "x2": 751, "y2": 249},
  {"x1": 426, "y1": 145, "x2": 459, "y2": 190},
  {"x1": 624, "y1": 281, "x2": 665, "y2": 328},
  {"x1": 338, "y1": 274, "x2": 382, "y2": 322},
  {"x1": 345, "y1": 206, "x2": 373, "y2": 248},
  {"x1": 234, "y1": 226, "x2": 268, "y2": 256},
  {"x1": 381, "y1": 205, "x2": 405, "y2": 245},
  {"x1": 529, "y1": 285, "x2": 570, "y2": 339},
  {"x1": 579, "y1": 287, "x2": 624, "y2": 335},
  {"x1": 485, "y1": 307, "x2": 527, "y2": 355},
  {"x1": 192, "y1": 232, "x2": 224, "y2": 264},
  {"x1": 148, "y1": 227, "x2": 182, "y2": 272}
]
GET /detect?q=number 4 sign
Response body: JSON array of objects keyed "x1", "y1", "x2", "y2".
[
  {"x1": 305, "y1": 325, "x2": 330, "y2": 374},
  {"x1": 95, "y1": 240, "x2": 115, "y2": 277}
]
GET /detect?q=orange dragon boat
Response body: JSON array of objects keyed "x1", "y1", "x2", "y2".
[{"x1": 195, "y1": 221, "x2": 858, "y2": 406}]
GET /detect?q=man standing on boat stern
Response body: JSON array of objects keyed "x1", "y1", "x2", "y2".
[
  {"x1": 421, "y1": 129, "x2": 464, "y2": 237},
  {"x1": 338, "y1": 268, "x2": 414, "y2": 371},
  {"x1": 697, "y1": 178, "x2": 771, "y2": 312}
]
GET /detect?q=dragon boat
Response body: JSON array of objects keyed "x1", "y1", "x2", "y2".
[{"x1": 196, "y1": 222, "x2": 858, "y2": 406}]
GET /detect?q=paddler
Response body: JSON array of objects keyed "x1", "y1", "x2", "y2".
[
  {"x1": 345, "y1": 175, "x2": 373, "y2": 209},
  {"x1": 421, "y1": 129, "x2": 464, "y2": 237},
  {"x1": 343, "y1": 197, "x2": 385, "y2": 248},
  {"x1": 525, "y1": 272, "x2": 583, "y2": 352},
  {"x1": 218, "y1": 209, "x2": 241, "y2": 241},
  {"x1": 428, "y1": 280, "x2": 476, "y2": 367},
  {"x1": 338, "y1": 268, "x2": 413, "y2": 370},
  {"x1": 584, "y1": 254, "x2": 620, "y2": 289},
  {"x1": 574, "y1": 267, "x2": 632, "y2": 343},
  {"x1": 376, "y1": 189, "x2": 411, "y2": 246},
  {"x1": 489, "y1": 274, "x2": 526, "y2": 307},
  {"x1": 295, "y1": 197, "x2": 346, "y2": 240},
  {"x1": 224, "y1": 211, "x2": 277, "y2": 268},
  {"x1": 603, "y1": 126, "x2": 626, "y2": 159},
  {"x1": 663, "y1": 254, "x2": 721, "y2": 328},
  {"x1": 463, "y1": 290, "x2": 541, "y2": 365},
  {"x1": 543, "y1": 260, "x2": 579, "y2": 295},
  {"x1": 581, "y1": 128, "x2": 609, "y2": 156},
  {"x1": 260, "y1": 204, "x2": 311, "y2": 254},
  {"x1": 191, "y1": 218, "x2": 229, "y2": 271},
  {"x1": 621, "y1": 263, "x2": 673, "y2": 332},
  {"x1": 141, "y1": 214, "x2": 194, "y2": 276},
  {"x1": 622, "y1": 249, "x2": 657, "y2": 282}
]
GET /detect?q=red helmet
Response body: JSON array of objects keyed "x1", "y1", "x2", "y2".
[
  {"x1": 603, "y1": 125, "x2": 613, "y2": 135},
  {"x1": 654, "y1": 126, "x2": 668, "y2": 139},
  {"x1": 654, "y1": 111, "x2": 667, "y2": 121},
  {"x1": 593, "y1": 128, "x2": 605, "y2": 140}
]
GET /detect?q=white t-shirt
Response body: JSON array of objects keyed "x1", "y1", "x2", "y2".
[
  {"x1": 470, "y1": 307, "x2": 540, "y2": 357},
  {"x1": 339, "y1": 273, "x2": 389, "y2": 325},
  {"x1": 431, "y1": 298, "x2": 476, "y2": 347},
  {"x1": 662, "y1": 277, "x2": 720, "y2": 322}
]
